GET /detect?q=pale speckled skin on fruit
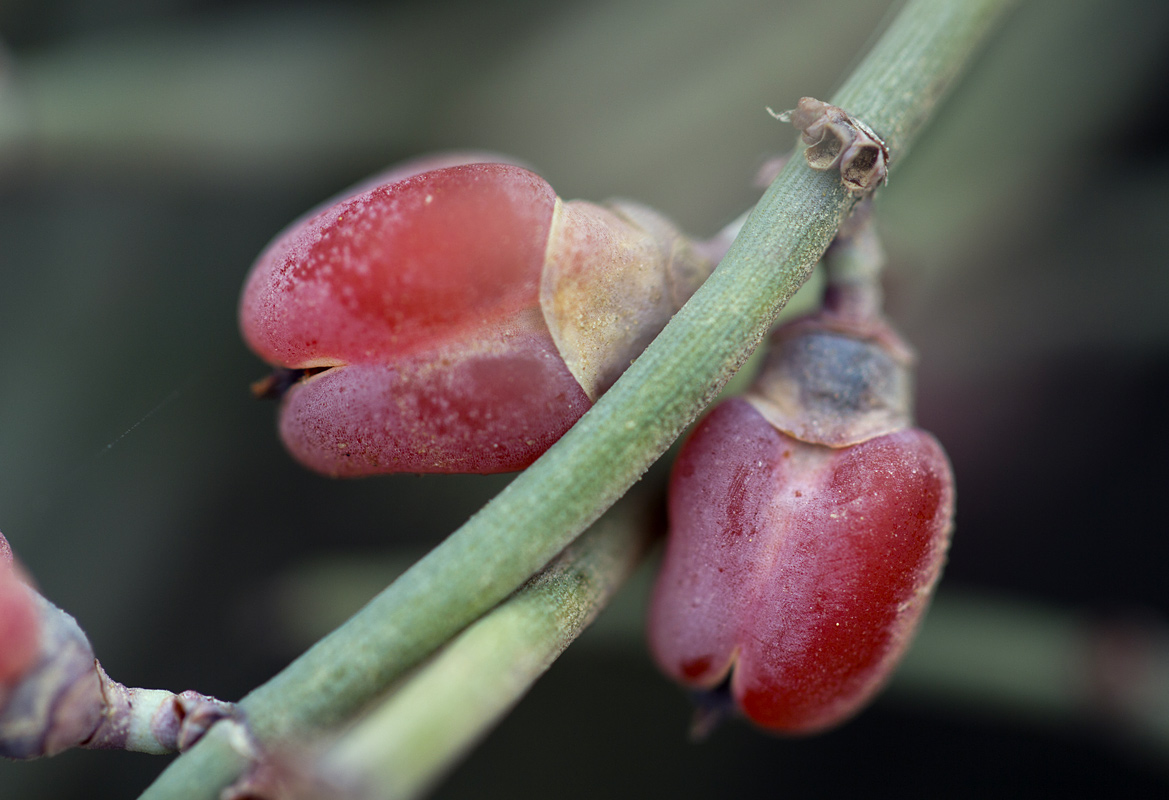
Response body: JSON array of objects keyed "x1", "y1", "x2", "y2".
[
  {"x1": 278, "y1": 313, "x2": 590, "y2": 476},
  {"x1": 648, "y1": 397, "x2": 954, "y2": 733},
  {"x1": 240, "y1": 164, "x2": 555, "y2": 371},
  {"x1": 240, "y1": 162, "x2": 567, "y2": 474},
  {"x1": 240, "y1": 159, "x2": 715, "y2": 475},
  {"x1": 648, "y1": 304, "x2": 954, "y2": 734}
]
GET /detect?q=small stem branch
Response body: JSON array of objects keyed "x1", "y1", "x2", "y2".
[
  {"x1": 822, "y1": 204, "x2": 887, "y2": 321},
  {"x1": 86, "y1": 680, "x2": 239, "y2": 756},
  {"x1": 140, "y1": 1, "x2": 1016, "y2": 797},
  {"x1": 0, "y1": 586, "x2": 238, "y2": 759},
  {"x1": 313, "y1": 494, "x2": 655, "y2": 800}
]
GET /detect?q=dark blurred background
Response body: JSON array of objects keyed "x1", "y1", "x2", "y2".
[{"x1": 3, "y1": 0, "x2": 1169, "y2": 797}]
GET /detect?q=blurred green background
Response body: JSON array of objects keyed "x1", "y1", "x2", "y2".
[{"x1": 3, "y1": 0, "x2": 1169, "y2": 796}]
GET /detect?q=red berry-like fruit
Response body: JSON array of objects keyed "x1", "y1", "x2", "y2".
[
  {"x1": 647, "y1": 310, "x2": 954, "y2": 733},
  {"x1": 240, "y1": 157, "x2": 712, "y2": 475},
  {"x1": 0, "y1": 534, "x2": 40, "y2": 692}
]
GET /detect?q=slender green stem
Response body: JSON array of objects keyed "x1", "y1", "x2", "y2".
[
  {"x1": 317, "y1": 493, "x2": 656, "y2": 800},
  {"x1": 140, "y1": 2, "x2": 1015, "y2": 797}
]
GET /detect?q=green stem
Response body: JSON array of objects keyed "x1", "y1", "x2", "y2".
[
  {"x1": 140, "y1": 1, "x2": 1015, "y2": 797},
  {"x1": 318, "y1": 492, "x2": 656, "y2": 800}
]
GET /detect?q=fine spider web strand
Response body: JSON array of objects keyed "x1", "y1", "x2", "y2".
[
  {"x1": 95, "y1": 382, "x2": 191, "y2": 458},
  {"x1": 11, "y1": 367, "x2": 217, "y2": 537},
  {"x1": 87, "y1": 365, "x2": 218, "y2": 466}
]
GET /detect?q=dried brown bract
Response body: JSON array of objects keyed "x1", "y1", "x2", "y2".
[{"x1": 768, "y1": 97, "x2": 889, "y2": 195}]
